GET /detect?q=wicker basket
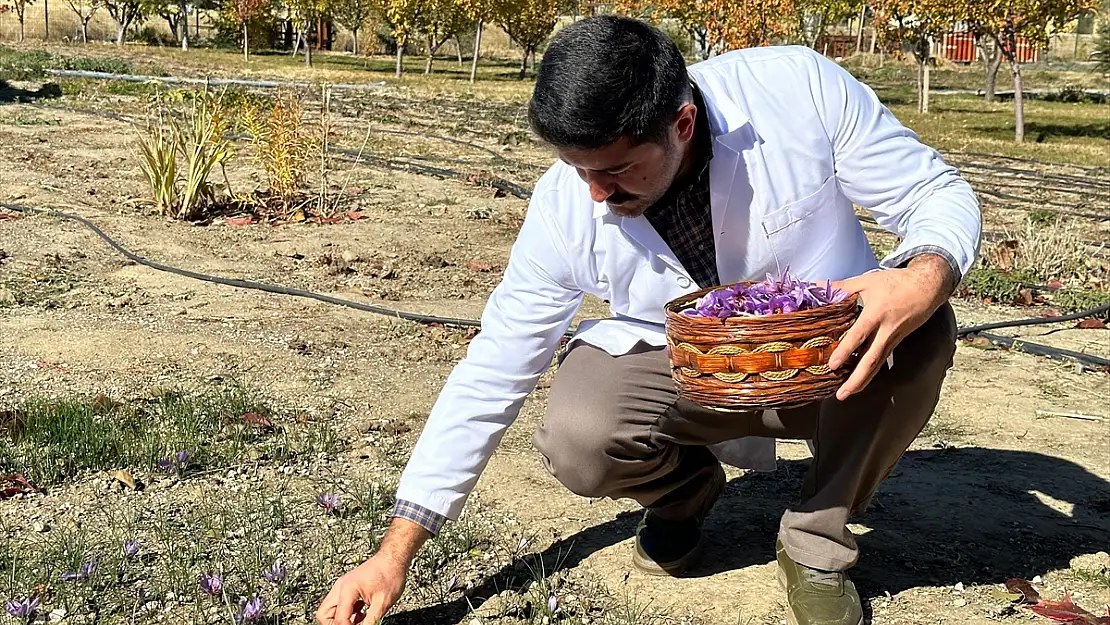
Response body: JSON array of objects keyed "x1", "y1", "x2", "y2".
[{"x1": 664, "y1": 282, "x2": 861, "y2": 411}]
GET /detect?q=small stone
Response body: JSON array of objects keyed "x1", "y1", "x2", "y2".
[
  {"x1": 48, "y1": 608, "x2": 67, "y2": 622},
  {"x1": 954, "y1": 582, "x2": 964, "y2": 592},
  {"x1": 32, "y1": 521, "x2": 47, "y2": 532},
  {"x1": 1032, "y1": 575, "x2": 1043, "y2": 583},
  {"x1": 0, "y1": 287, "x2": 15, "y2": 305},
  {"x1": 341, "y1": 250, "x2": 359, "y2": 264},
  {"x1": 108, "y1": 295, "x2": 132, "y2": 308}
]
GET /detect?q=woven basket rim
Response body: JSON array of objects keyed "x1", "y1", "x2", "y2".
[{"x1": 663, "y1": 280, "x2": 860, "y2": 326}]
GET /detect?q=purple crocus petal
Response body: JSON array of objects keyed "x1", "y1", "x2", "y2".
[
  {"x1": 235, "y1": 596, "x2": 266, "y2": 624},
  {"x1": 5, "y1": 596, "x2": 40, "y2": 619},
  {"x1": 123, "y1": 539, "x2": 140, "y2": 559},
  {"x1": 61, "y1": 571, "x2": 80, "y2": 582},
  {"x1": 315, "y1": 492, "x2": 342, "y2": 514},
  {"x1": 157, "y1": 459, "x2": 174, "y2": 472},
  {"x1": 175, "y1": 450, "x2": 190, "y2": 465},
  {"x1": 81, "y1": 560, "x2": 98, "y2": 579},
  {"x1": 548, "y1": 594, "x2": 558, "y2": 614},
  {"x1": 199, "y1": 572, "x2": 223, "y2": 596},
  {"x1": 262, "y1": 560, "x2": 287, "y2": 584}
]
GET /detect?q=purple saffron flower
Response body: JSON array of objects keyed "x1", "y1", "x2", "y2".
[
  {"x1": 262, "y1": 560, "x2": 287, "y2": 584},
  {"x1": 5, "y1": 596, "x2": 39, "y2": 620},
  {"x1": 157, "y1": 459, "x2": 175, "y2": 472},
  {"x1": 316, "y1": 493, "x2": 342, "y2": 515},
  {"x1": 122, "y1": 539, "x2": 140, "y2": 559},
  {"x1": 199, "y1": 572, "x2": 223, "y2": 596},
  {"x1": 175, "y1": 450, "x2": 190, "y2": 465},
  {"x1": 62, "y1": 559, "x2": 98, "y2": 582},
  {"x1": 235, "y1": 596, "x2": 266, "y2": 624},
  {"x1": 547, "y1": 594, "x2": 558, "y2": 614}
]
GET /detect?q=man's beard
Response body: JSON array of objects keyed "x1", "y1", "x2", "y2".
[{"x1": 606, "y1": 142, "x2": 683, "y2": 217}]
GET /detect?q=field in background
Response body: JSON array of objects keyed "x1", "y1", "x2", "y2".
[{"x1": 0, "y1": 40, "x2": 1108, "y2": 625}]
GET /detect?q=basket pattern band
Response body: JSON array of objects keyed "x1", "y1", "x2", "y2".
[{"x1": 669, "y1": 335, "x2": 840, "y2": 382}]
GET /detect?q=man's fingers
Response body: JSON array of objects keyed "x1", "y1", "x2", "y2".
[
  {"x1": 362, "y1": 595, "x2": 390, "y2": 625},
  {"x1": 836, "y1": 331, "x2": 892, "y2": 401},
  {"x1": 333, "y1": 584, "x2": 364, "y2": 625},
  {"x1": 829, "y1": 311, "x2": 877, "y2": 370},
  {"x1": 316, "y1": 586, "x2": 342, "y2": 624},
  {"x1": 349, "y1": 600, "x2": 367, "y2": 624}
]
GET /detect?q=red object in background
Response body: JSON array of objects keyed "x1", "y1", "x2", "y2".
[{"x1": 939, "y1": 31, "x2": 1042, "y2": 64}]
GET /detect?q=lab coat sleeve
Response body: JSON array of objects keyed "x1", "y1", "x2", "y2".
[
  {"x1": 394, "y1": 191, "x2": 584, "y2": 519},
  {"x1": 807, "y1": 50, "x2": 982, "y2": 282}
]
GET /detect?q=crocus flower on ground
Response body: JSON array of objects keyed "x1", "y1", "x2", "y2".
[
  {"x1": 262, "y1": 560, "x2": 287, "y2": 584},
  {"x1": 199, "y1": 572, "x2": 223, "y2": 596},
  {"x1": 61, "y1": 560, "x2": 98, "y2": 582},
  {"x1": 316, "y1": 493, "x2": 342, "y2": 515},
  {"x1": 235, "y1": 596, "x2": 266, "y2": 624},
  {"x1": 681, "y1": 268, "x2": 848, "y2": 319},
  {"x1": 5, "y1": 596, "x2": 39, "y2": 620},
  {"x1": 122, "y1": 539, "x2": 140, "y2": 559}
]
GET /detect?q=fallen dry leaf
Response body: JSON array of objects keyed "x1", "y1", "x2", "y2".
[
  {"x1": 0, "y1": 212, "x2": 25, "y2": 221},
  {"x1": 966, "y1": 337, "x2": 996, "y2": 350},
  {"x1": 1075, "y1": 318, "x2": 1107, "y2": 330},
  {"x1": 467, "y1": 261, "x2": 491, "y2": 272},
  {"x1": 315, "y1": 216, "x2": 344, "y2": 225},
  {"x1": 0, "y1": 409, "x2": 26, "y2": 443},
  {"x1": 1005, "y1": 578, "x2": 1041, "y2": 604},
  {"x1": 993, "y1": 240, "x2": 1018, "y2": 272},
  {"x1": 226, "y1": 217, "x2": 254, "y2": 226},
  {"x1": 290, "y1": 209, "x2": 307, "y2": 223},
  {"x1": 111, "y1": 469, "x2": 137, "y2": 490},
  {"x1": 346, "y1": 211, "x2": 367, "y2": 220},
  {"x1": 1027, "y1": 593, "x2": 1110, "y2": 624},
  {"x1": 1014, "y1": 288, "x2": 1035, "y2": 306},
  {"x1": 0, "y1": 474, "x2": 39, "y2": 499},
  {"x1": 92, "y1": 394, "x2": 122, "y2": 413},
  {"x1": 242, "y1": 412, "x2": 274, "y2": 428},
  {"x1": 1047, "y1": 279, "x2": 1065, "y2": 289}
]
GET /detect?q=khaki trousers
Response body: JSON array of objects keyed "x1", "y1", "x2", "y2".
[{"x1": 533, "y1": 304, "x2": 957, "y2": 572}]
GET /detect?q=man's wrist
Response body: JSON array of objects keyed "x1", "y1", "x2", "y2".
[
  {"x1": 378, "y1": 516, "x2": 432, "y2": 568},
  {"x1": 906, "y1": 253, "x2": 957, "y2": 303}
]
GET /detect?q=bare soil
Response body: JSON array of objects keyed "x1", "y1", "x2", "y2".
[{"x1": 1, "y1": 80, "x2": 1109, "y2": 625}]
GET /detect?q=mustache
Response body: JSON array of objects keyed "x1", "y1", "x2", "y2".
[{"x1": 607, "y1": 191, "x2": 638, "y2": 205}]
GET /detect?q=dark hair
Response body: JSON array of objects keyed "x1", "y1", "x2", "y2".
[{"x1": 528, "y1": 15, "x2": 691, "y2": 150}]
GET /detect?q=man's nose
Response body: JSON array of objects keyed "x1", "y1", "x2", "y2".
[{"x1": 584, "y1": 172, "x2": 617, "y2": 203}]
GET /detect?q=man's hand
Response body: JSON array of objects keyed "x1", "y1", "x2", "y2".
[
  {"x1": 315, "y1": 518, "x2": 431, "y2": 625},
  {"x1": 828, "y1": 254, "x2": 956, "y2": 401}
]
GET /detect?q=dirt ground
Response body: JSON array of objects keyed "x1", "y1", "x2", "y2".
[{"x1": 1, "y1": 80, "x2": 1109, "y2": 625}]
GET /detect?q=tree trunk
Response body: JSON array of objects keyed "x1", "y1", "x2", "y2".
[
  {"x1": 922, "y1": 58, "x2": 930, "y2": 113},
  {"x1": 43, "y1": 0, "x2": 49, "y2": 40},
  {"x1": 19, "y1": 17, "x2": 26, "y2": 42},
  {"x1": 292, "y1": 31, "x2": 301, "y2": 56},
  {"x1": 425, "y1": 34, "x2": 434, "y2": 74},
  {"x1": 351, "y1": 27, "x2": 359, "y2": 55},
  {"x1": 810, "y1": 12, "x2": 826, "y2": 49},
  {"x1": 116, "y1": 22, "x2": 125, "y2": 44},
  {"x1": 395, "y1": 43, "x2": 403, "y2": 78},
  {"x1": 981, "y1": 36, "x2": 1003, "y2": 103},
  {"x1": 195, "y1": 8, "x2": 199, "y2": 38},
  {"x1": 854, "y1": 4, "x2": 865, "y2": 54},
  {"x1": 179, "y1": 0, "x2": 189, "y2": 50},
  {"x1": 81, "y1": 19, "x2": 89, "y2": 43},
  {"x1": 1012, "y1": 60, "x2": 1024, "y2": 142},
  {"x1": 304, "y1": 31, "x2": 312, "y2": 66},
  {"x1": 469, "y1": 19, "x2": 482, "y2": 83},
  {"x1": 518, "y1": 47, "x2": 528, "y2": 80},
  {"x1": 455, "y1": 35, "x2": 463, "y2": 66},
  {"x1": 243, "y1": 22, "x2": 249, "y2": 61}
]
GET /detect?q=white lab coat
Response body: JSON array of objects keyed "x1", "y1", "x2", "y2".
[{"x1": 395, "y1": 45, "x2": 981, "y2": 520}]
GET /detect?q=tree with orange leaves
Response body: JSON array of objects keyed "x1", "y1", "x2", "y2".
[
  {"x1": 613, "y1": 0, "x2": 796, "y2": 59},
  {"x1": 871, "y1": 0, "x2": 959, "y2": 113}
]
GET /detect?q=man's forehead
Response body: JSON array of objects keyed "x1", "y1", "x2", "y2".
[{"x1": 559, "y1": 138, "x2": 649, "y2": 171}]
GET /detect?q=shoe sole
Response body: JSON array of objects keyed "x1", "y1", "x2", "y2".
[
  {"x1": 775, "y1": 566, "x2": 864, "y2": 625},
  {"x1": 632, "y1": 539, "x2": 703, "y2": 577}
]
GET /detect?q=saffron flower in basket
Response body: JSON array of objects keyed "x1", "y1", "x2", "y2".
[{"x1": 681, "y1": 269, "x2": 848, "y2": 319}]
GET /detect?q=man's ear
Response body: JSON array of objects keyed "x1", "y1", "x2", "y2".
[{"x1": 673, "y1": 102, "x2": 697, "y2": 143}]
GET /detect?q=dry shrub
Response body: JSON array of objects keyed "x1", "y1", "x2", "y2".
[
  {"x1": 237, "y1": 91, "x2": 321, "y2": 216},
  {"x1": 987, "y1": 217, "x2": 1107, "y2": 286}
]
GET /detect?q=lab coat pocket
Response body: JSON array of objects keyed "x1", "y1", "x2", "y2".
[{"x1": 760, "y1": 175, "x2": 842, "y2": 274}]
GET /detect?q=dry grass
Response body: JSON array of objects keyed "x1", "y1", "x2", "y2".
[{"x1": 990, "y1": 217, "x2": 1106, "y2": 284}]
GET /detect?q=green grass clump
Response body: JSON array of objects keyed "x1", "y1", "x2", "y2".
[
  {"x1": 962, "y1": 266, "x2": 1040, "y2": 303},
  {"x1": 0, "y1": 385, "x2": 339, "y2": 486},
  {"x1": 0, "y1": 45, "x2": 134, "y2": 82}
]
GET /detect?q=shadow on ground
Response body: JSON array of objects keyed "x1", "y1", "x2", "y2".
[
  {"x1": 391, "y1": 447, "x2": 1110, "y2": 624},
  {"x1": 0, "y1": 81, "x2": 62, "y2": 104}
]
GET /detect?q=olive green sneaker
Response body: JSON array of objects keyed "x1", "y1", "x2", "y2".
[
  {"x1": 632, "y1": 510, "x2": 704, "y2": 576},
  {"x1": 775, "y1": 540, "x2": 864, "y2": 625}
]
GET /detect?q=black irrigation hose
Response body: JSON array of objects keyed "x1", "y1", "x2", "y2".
[
  {"x1": 3, "y1": 202, "x2": 1108, "y2": 368},
  {"x1": 0, "y1": 202, "x2": 488, "y2": 333},
  {"x1": 956, "y1": 302, "x2": 1110, "y2": 336}
]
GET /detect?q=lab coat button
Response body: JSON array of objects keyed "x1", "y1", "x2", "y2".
[{"x1": 677, "y1": 277, "x2": 692, "y2": 288}]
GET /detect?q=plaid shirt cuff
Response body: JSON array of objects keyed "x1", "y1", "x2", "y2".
[
  {"x1": 392, "y1": 499, "x2": 448, "y2": 536},
  {"x1": 882, "y1": 245, "x2": 962, "y2": 293}
]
